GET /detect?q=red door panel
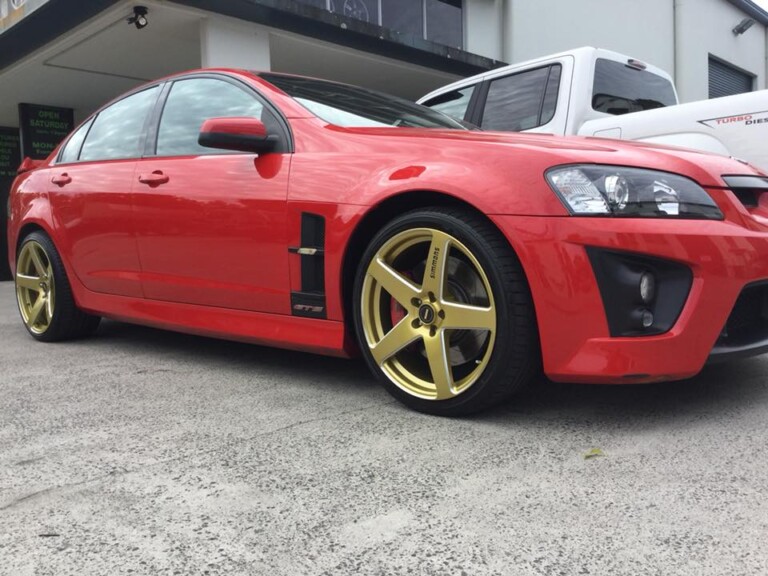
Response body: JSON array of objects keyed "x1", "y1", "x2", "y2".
[
  {"x1": 48, "y1": 161, "x2": 143, "y2": 297},
  {"x1": 132, "y1": 154, "x2": 291, "y2": 314}
]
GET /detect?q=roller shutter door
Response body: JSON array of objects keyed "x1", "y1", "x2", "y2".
[{"x1": 709, "y1": 58, "x2": 753, "y2": 99}]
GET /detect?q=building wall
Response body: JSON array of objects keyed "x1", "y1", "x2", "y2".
[
  {"x1": 463, "y1": 0, "x2": 767, "y2": 103},
  {"x1": 675, "y1": 0, "x2": 767, "y2": 102},
  {"x1": 464, "y1": 0, "x2": 503, "y2": 61},
  {"x1": 505, "y1": 0, "x2": 675, "y2": 77}
]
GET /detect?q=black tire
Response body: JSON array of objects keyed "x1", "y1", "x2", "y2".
[
  {"x1": 15, "y1": 231, "x2": 101, "y2": 342},
  {"x1": 353, "y1": 207, "x2": 539, "y2": 416}
]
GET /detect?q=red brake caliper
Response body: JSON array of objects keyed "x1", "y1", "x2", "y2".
[{"x1": 389, "y1": 269, "x2": 413, "y2": 326}]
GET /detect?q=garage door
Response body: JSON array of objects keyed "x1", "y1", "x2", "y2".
[{"x1": 709, "y1": 57, "x2": 754, "y2": 99}]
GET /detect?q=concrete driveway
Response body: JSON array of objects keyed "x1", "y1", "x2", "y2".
[{"x1": 1, "y1": 281, "x2": 767, "y2": 575}]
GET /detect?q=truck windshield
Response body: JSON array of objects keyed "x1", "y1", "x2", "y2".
[
  {"x1": 592, "y1": 59, "x2": 677, "y2": 115},
  {"x1": 260, "y1": 73, "x2": 466, "y2": 130}
]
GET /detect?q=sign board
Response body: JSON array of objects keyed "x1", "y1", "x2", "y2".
[
  {"x1": 0, "y1": 126, "x2": 20, "y2": 179},
  {"x1": 0, "y1": 0, "x2": 50, "y2": 34},
  {"x1": 19, "y1": 103, "x2": 73, "y2": 160},
  {"x1": 0, "y1": 126, "x2": 19, "y2": 280}
]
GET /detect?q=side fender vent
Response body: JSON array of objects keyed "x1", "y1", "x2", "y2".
[{"x1": 290, "y1": 213, "x2": 326, "y2": 318}]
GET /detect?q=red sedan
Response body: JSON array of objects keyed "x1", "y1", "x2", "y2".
[{"x1": 7, "y1": 70, "x2": 768, "y2": 415}]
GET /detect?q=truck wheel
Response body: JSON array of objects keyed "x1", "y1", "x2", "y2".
[
  {"x1": 353, "y1": 207, "x2": 539, "y2": 416},
  {"x1": 15, "y1": 231, "x2": 101, "y2": 342}
]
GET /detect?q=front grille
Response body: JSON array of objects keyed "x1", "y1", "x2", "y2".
[
  {"x1": 716, "y1": 283, "x2": 768, "y2": 347},
  {"x1": 732, "y1": 189, "x2": 758, "y2": 208},
  {"x1": 723, "y1": 175, "x2": 768, "y2": 210}
]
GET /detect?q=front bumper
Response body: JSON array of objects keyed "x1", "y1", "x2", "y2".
[{"x1": 491, "y1": 210, "x2": 768, "y2": 384}]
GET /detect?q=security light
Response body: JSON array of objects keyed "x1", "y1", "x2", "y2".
[
  {"x1": 128, "y1": 6, "x2": 149, "y2": 29},
  {"x1": 732, "y1": 18, "x2": 755, "y2": 35}
]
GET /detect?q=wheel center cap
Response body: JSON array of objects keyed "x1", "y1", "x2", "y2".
[{"x1": 418, "y1": 303, "x2": 436, "y2": 325}]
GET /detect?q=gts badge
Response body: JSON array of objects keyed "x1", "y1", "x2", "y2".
[{"x1": 293, "y1": 304, "x2": 324, "y2": 314}]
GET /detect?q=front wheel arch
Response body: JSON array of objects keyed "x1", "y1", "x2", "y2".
[{"x1": 340, "y1": 191, "x2": 501, "y2": 347}]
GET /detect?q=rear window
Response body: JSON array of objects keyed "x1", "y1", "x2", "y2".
[{"x1": 592, "y1": 58, "x2": 677, "y2": 115}]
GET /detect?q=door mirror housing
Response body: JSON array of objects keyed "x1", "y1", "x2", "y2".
[{"x1": 198, "y1": 117, "x2": 278, "y2": 153}]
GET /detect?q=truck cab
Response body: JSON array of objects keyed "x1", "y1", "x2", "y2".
[{"x1": 419, "y1": 47, "x2": 767, "y2": 173}]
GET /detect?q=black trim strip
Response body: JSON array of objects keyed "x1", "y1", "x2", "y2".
[
  {"x1": 169, "y1": 0, "x2": 501, "y2": 76},
  {"x1": 723, "y1": 175, "x2": 768, "y2": 190}
]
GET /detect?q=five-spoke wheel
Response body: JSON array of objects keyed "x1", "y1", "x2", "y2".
[
  {"x1": 15, "y1": 231, "x2": 100, "y2": 341},
  {"x1": 16, "y1": 239, "x2": 56, "y2": 335},
  {"x1": 354, "y1": 208, "x2": 538, "y2": 415}
]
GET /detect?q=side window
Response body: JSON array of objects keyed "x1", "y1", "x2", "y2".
[
  {"x1": 421, "y1": 85, "x2": 475, "y2": 121},
  {"x1": 156, "y1": 78, "x2": 272, "y2": 157},
  {"x1": 58, "y1": 117, "x2": 94, "y2": 164},
  {"x1": 80, "y1": 87, "x2": 159, "y2": 162},
  {"x1": 480, "y1": 66, "x2": 557, "y2": 132},
  {"x1": 540, "y1": 65, "x2": 562, "y2": 126}
]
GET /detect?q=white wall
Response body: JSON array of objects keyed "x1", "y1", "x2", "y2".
[
  {"x1": 506, "y1": 0, "x2": 675, "y2": 77},
  {"x1": 463, "y1": 0, "x2": 768, "y2": 104},
  {"x1": 675, "y1": 0, "x2": 766, "y2": 102},
  {"x1": 200, "y1": 16, "x2": 271, "y2": 70},
  {"x1": 464, "y1": 0, "x2": 504, "y2": 60}
]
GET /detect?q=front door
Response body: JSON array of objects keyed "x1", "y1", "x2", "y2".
[{"x1": 132, "y1": 77, "x2": 291, "y2": 314}]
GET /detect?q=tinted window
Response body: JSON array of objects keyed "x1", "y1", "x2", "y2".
[
  {"x1": 480, "y1": 66, "x2": 551, "y2": 131},
  {"x1": 383, "y1": 0, "x2": 423, "y2": 38},
  {"x1": 541, "y1": 64, "x2": 562, "y2": 126},
  {"x1": 297, "y1": 0, "x2": 326, "y2": 8},
  {"x1": 80, "y1": 87, "x2": 159, "y2": 161},
  {"x1": 421, "y1": 85, "x2": 475, "y2": 121},
  {"x1": 592, "y1": 58, "x2": 677, "y2": 115},
  {"x1": 157, "y1": 78, "x2": 268, "y2": 157},
  {"x1": 261, "y1": 73, "x2": 465, "y2": 129},
  {"x1": 426, "y1": 0, "x2": 462, "y2": 48},
  {"x1": 331, "y1": 0, "x2": 377, "y2": 23},
  {"x1": 58, "y1": 118, "x2": 93, "y2": 164}
]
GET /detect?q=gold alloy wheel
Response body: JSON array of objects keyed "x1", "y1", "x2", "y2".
[
  {"x1": 361, "y1": 228, "x2": 496, "y2": 400},
  {"x1": 16, "y1": 241, "x2": 56, "y2": 335}
]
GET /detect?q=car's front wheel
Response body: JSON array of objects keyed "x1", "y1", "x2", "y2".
[
  {"x1": 353, "y1": 207, "x2": 539, "y2": 416},
  {"x1": 15, "y1": 231, "x2": 100, "y2": 342}
]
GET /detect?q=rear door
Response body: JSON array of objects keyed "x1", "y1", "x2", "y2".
[
  {"x1": 48, "y1": 85, "x2": 160, "y2": 297},
  {"x1": 132, "y1": 75, "x2": 292, "y2": 313}
]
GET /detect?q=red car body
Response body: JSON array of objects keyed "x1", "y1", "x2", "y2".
[{"x1": 7, "y1": 69, "x2": 768, "y2": 390}]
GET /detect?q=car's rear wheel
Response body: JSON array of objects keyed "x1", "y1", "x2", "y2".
[
  {"x1": 15, "y1": 231, "x2": 100, "y2": 342},
  {"x1": 353, "y1": 207, "x2": 539, "y2": 415}
]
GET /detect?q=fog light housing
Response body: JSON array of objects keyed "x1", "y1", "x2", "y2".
[
  {"x1": 641, "y1": 309, "x2": 654, "y2": 328},
  {"x1": 587, "y1": 248, "x2": 692, "y2": 337}
]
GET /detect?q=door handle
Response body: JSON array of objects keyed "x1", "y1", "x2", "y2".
[
  {"x1": 138, "y1": 171, "x2": 170, "y2": 186},
  {"x1": 52, "y1": 173, "x2": 72, "y2": 187}
]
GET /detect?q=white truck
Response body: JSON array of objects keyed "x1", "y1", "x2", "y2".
[{"x1": 418, "y1": 47, "x2": 768, "y2": 173}]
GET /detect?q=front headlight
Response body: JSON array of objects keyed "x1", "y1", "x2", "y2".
[{"x1": 546, "y1": 165, "x2": 723, "y2": 219}]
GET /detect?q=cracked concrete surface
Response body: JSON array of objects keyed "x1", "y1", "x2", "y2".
[{"x1": 1, "y1": 281, "x2": 767, "y2": 575}]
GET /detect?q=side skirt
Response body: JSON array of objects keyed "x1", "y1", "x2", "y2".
[{"x1": 76, "y1": 288, "x2": 350, "y2": 358}]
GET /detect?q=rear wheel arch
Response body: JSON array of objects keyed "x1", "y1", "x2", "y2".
[
  {"x1": 16, "y1": 223, "x2": 49, "y2": 252},
  {"x1": 14, "y1": 230, "x2": 100, "y2": 341}
]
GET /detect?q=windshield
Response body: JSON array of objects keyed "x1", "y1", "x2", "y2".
[
  {"x1": 592, "y1": 58, "x2": 677, "y2": 115},
  {"x1": 260, "y1": 73, "x2": 466, "y2": 130}
]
